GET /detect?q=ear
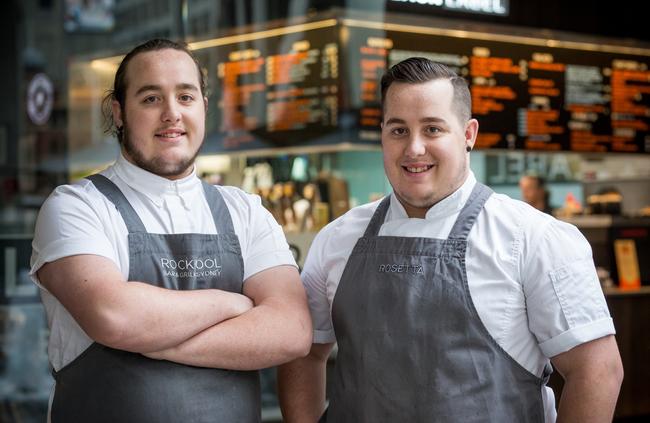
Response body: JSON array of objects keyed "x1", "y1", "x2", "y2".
[
  {"x1": 203, "y1": 96, "x2": 208, "y2": 112},
  {"x1": 464, "y1": 118, "x2": 479, "y2": 151},
  {"x1": 111, "y1": 100, "x2": 123, "y2": 128}
]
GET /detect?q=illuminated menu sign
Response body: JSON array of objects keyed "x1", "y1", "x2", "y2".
[
  {"x1": 389, "y1": 0, "x2": 509, "y2": 17},
  {"x1": 199, "y1": 17, "x2": 649, "y2": 154},
  {"x1": 349, "y1": 24, "x2": 650, "y2": 154},
  {"x1": 202, "y1": 24, "x2": 340, "y2": 153}
]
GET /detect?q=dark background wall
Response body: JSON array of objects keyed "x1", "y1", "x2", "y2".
[{"x1": 218, "y1": 0, "x2": 649, "y2": 44}]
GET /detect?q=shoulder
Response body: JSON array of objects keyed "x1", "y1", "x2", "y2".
[
  {"x1": 211, "y1": 185, "x2": 263, "y2": 213},
  {"x1": 34, "y1": 169, "x2": 130, "y2": 246},
  {"x1": 303, "y1": 199, "x2": 381, "y2": 288},
  {"x1": 309, "y1": 198, "x2": 381, "y2": 257},
  {"x1": 32, "y1": 176, "x2": 122, "y2": 273},
  {"x1": 482, "y1": 191, "x2": 592, "y2": 271},
  {"x1": 39, "y1": 177, "x2": 106, "y2": 218},
  {"x1": 205, "y1": 185, "x2": 269, "y2": 229},
  {"x1": 482, "y1": 192, "x2": 556, "y2": 235}
]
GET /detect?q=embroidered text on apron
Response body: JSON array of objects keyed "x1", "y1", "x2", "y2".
[
  {"x1": 50, "y1": 174, "x2": 260, "y2": 423},
  {"x1": 326, "y1": 183, "x2": 550, "y2": 422}
]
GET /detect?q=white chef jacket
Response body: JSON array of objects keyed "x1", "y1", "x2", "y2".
[
  {"x1": 30, "y1": 154, "x2": 297, "y2": 372},
  {"x1": 302, "y1": 171, "x2": 615, "y2": 422}
]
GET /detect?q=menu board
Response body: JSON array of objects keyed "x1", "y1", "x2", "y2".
[
  {"x1": 202, "y1": 25, "x2": 341, "y2": 153},
  {"x1": 201, "y1": 18, "x2": 650, "y2": 154},
  {"x1": 349, "y1": 24, "x2": 650, "y2": 154}
]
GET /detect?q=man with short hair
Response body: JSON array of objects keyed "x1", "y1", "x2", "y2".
[
  {"x1": 278, "y1": 58, "x2": 622, "y2": 422},
  {"x1": 31, "y1": 38, "x2": 311, "y2": 422}
]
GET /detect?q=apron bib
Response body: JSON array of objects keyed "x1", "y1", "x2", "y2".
[
  {"x1": 326, "y1": 183, "x2": 550, "y2": 423},
  {"x1": 51, "y1": 174, "x2": 260, "y2": 423}
]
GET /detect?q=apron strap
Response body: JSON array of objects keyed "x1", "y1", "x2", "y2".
[
  {"x1": 86, "y1": 174, "x2": 147, "y2": 233},
  {"x1": 447, "y1": 182, "x2": 493, "y2": 241},
  {"x1": 363, "y1": 195, "x2": 391, "y2": 237},
  {"x1": 201, "y1": 182, "x2": 237, "y2": 235}
]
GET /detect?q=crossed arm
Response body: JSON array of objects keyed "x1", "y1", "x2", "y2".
[{"x1": 38, "y1": 254, "x2": 312, "y2": 368}]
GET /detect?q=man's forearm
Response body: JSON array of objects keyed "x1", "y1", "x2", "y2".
[
  {"x1": 553, "y1": 335, "x2": 623, "y2": 423},
  {"x1": 97, "y1": 281, "x2": 252, "y2": 353},
  {"x1": 278, "y1": 347, "x2": 330, "y2": 423},
  {"x1": 38, "y1": 254, "x2": 253, "y2": 353},
  {"x1": 144, "y1": 297, "x2": 312, "y2": 369},
  {"x1": 556, "y1": 370, "x2": 622, "y2": 422}
]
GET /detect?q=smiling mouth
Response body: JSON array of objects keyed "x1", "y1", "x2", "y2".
[
  {"x1": 403, "y1": 165, "x2": 434, "y2": 173},
  {"x1": 156, "y1": 131, "x2": 186, "y2": 139}
]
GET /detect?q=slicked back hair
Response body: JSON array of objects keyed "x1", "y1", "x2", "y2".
[{"x1": 380, "y1": 57, "x2": 471, "y2": 125}]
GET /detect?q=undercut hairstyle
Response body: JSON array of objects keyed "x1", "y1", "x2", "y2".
[
  {"x1": 380, "y1": 57, "x2": 472, "y2": 125},
  {"x1": 101, "y1": 38, "x2": 207, "y2": 144}
]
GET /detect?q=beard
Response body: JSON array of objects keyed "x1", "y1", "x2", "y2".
[{"x1": 121, "y1": 117, "x2": 202, "y2": 179}]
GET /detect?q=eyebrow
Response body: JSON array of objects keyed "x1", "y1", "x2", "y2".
[
  {"x1": 134, "y1": 83, "x2": 199, "y2": 96},
  {"x1": 384, "y1": 117, "x2": 447, "y2": 125}
]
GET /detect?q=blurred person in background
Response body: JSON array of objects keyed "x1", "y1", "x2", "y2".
[{"x1": 519, "y1": 174, "x2": 553, "y2": 215}]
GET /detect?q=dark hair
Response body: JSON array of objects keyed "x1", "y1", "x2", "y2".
[
  {"x1": 522, "y1": 174, "x2": 550, "y2": 205},
  {"x1": 380, "y1": 57, "x2": 471, "y2": 124},
  {"x1": 525, "y1": 174, "x2": 546, "y2": 188},
  {"x1": 101, "y1": 38, "x2": 207, "y2": 144}
]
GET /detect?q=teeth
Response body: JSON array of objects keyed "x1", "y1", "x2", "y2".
[
  {"x1": 159, "y1": 133, "x2": 181, "y2": 138},
  {"x1": 406, "y1": 166, "x2": 430, "y2": 173}
]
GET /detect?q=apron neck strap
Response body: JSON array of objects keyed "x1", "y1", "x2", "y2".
[
  {"x1": 201, "y1": 182, "x2": 236, "y2": 234},
  {"x1": 363, "y1": 195, "x2": 391, "y2": 237},
  {"x1": 86, "y1": 174, "x2": 147, "y2": 233},
  {"x1": 363, "y1": 183, "x2": 493, "y2": 240},
  {"x1": 447, "y1": 182, "x2": 493, "y2": 240}
]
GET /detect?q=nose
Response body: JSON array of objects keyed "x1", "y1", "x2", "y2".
[
  {"x1": 404, "y1": 134, "x2": 426, "y2": 158},
  {"x1": 161, "y1": 99, "x2": 181, "y2": 123}
]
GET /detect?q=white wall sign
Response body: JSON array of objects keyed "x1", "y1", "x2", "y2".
[
  {"x1": 390, "y1": 0, "x2": 509, "y2": 16},
  {"x1": 27, "y1": 73, "x2": 54, "y2": 126}
]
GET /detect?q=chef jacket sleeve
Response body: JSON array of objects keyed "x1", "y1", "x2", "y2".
[
  {"x1": 301, "y1": 227, "x2": 337, "y2": 344},
  {"x1": 30, "y1": 181, "x2": 119, "y2": 289},
  {"x1": 522, "y1": 218, "x2": 615, "y2": 358}
]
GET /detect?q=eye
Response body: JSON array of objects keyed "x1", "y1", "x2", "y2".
[
  {"x1": 142, "y1": 95, "x2": 159, "y2": 104},
  {"x1": 179, "y1": 94, "x2": 194, "y2": 102},
  {"x1": 390, "y1": 127, "x2": 408, "y2": 136},
  {"x1": 425, "y1": 126, "x2": 441, "y2": 135}
]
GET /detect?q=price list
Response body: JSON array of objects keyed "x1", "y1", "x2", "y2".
[
  {"x1": 348, "y1": 24, "x2": 650, "y2": 154},
  {"x1": 208, "y1": 25, "x2": 339, "y2": 152}
]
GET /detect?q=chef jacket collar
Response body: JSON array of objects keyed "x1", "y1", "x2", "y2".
[
  {"x1": 113, "y1": 153, "x2": 201, "y2": 208},
  {"x1": 389, "y1": 171, "x2": 477, "y2": 221}
]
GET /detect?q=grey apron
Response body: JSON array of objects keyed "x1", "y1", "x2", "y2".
[
  {"x1": 326, "y1": 183, "x2": 550, "y2": 422},
  {"x1": 50, "y1": 174, "x2": 260, "y2": 423}
]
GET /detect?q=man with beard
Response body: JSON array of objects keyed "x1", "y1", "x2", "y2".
[
  {"x1": 278, "y1": 58, "x2": 623, "y2": 423},
  {"x1": 30, "y1": 39, "x2": 311, "y2": 422}
]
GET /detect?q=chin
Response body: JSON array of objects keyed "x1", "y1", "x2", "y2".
[{"x1": 399, "y1": 192, "x2": 437, "y2": 208}]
